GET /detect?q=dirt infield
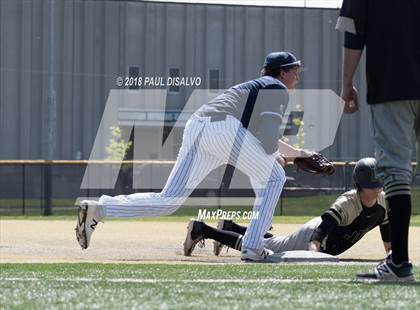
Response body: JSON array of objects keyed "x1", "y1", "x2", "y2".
[{"x1": 1, "y1": 220, "x2": 419, "y2": 264}]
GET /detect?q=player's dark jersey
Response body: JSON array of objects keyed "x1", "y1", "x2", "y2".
[
  {"x1": 195, "y1": 76, "x2": 289, "y2": 153},
  {"x1": 323, "y1": 202, "x2": 388, "y2": 255},
  {"x1": 196, "y1": 75, "x2": 288, "y2": 128},
  {"x1": 336, "y1": 0, "x2": 420, "y2": 104},
  {"x1": 311, "y1": 190, "x2": 390, "y2": 256}
]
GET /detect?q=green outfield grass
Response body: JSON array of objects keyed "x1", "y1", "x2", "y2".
[{"x1": 0, "y1": 263, "x2": 419, "y2": 310}]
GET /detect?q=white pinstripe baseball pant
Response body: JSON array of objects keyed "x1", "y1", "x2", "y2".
[{"x1": 99, "y1": 115, "x2": 286, "y2": 251}]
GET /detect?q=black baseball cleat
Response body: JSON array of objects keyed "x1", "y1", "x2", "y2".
[
  {"x1": 183, "y1": 220, "x2": 205, "y2": 256},
  {"x1": 356, "y1": 260, "x2": 416, "y2": 283}
]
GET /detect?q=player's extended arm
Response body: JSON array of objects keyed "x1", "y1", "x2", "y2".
[
  {"x1": 308, "y1": 213, "x2": 340, "y2": 251},
  {"x1": 257, "y1": 115, "x2": 282, "y2": 154},
  {"x1": 341, "y1": 47, "x2": 363, "y2": 113},
  {"x1": 379, "y1": 223, "x2": 391, "y2": 255},
  {"x1": 277, "y1": 139, "x2": 311, "y2": 159},
  {"x1": 337, "y1": 0, "x2": 367, "y2": 113},
  {"x1": 257, "y1": 115, "x2": 287, "y2": 167}
]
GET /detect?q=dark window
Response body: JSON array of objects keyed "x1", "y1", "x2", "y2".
[
  {"x1": 168, "y1": 67, "x2": 180, "y2": 94},
  {"x1": 209, "y1": 69, "x2": 220, "y2": 91},
  {"x1": 128, "y1": 66, "x2": 140, "y2": 90}
]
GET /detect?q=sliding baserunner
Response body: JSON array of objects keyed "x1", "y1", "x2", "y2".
[{"x1": 184, "y1": 158, "x2": 391, "y2": 259}]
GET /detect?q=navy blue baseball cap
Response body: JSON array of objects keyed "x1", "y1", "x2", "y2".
[{"x1": 263, "y1": 52, "x2": 301, "y2": 69}]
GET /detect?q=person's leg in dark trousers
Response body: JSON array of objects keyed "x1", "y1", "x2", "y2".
[
  {"x1": 371, "y1": 101, "x2": 419, "y2": 265},
  {"x1": 220, "y1": 220, "x2": 273, "y2": 238}
]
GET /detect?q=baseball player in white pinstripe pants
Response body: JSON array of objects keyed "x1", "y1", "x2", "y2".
[{"x1": 75, "y1": 52, "x2": 306, "y2": 261}]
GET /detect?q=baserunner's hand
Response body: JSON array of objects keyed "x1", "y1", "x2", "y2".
[{"x1": 308, "y1": 241, "x2": 321, "y2": 252}]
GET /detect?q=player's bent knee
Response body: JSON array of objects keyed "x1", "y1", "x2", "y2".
[{"x1": 270, "y1": 163, "x2": 286, "y2": 184}]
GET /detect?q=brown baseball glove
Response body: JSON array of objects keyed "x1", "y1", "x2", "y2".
[{"x1": 293, "y1": 153, "x2": 336, "y2": 176}]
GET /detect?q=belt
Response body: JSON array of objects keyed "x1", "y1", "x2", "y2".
[{"x1": 210, "y1": 114, "x2": 227, "y2": 122}]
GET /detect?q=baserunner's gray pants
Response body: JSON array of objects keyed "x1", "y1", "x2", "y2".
[{"x1": 264, "y1": 217, "x2": 322, "y2": 253}]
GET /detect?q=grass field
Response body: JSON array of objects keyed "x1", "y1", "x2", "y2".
[
  {"x1": 0, "y1": 263, "x2": 419, "y2": 310},
  {"x1": 1, "y1": 189, "x2": 419, "y2": 309}
]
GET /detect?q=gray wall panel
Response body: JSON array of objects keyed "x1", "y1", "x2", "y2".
[
  {"x1": 61, "y1": 0, "x2": 75, "y2": 158},
  {"x1": 2, "y1": 0, "x2": 20, "y2": 158},
  {"x1": 30, "y1": 0, "x2": 44, "y2": 159},
  {"x1": 20, "y1": 2, "x2": 31, "y2": 158}
]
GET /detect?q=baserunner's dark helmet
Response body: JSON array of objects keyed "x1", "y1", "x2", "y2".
[{"x1": 353, "y1": 157, "x2": 383, "y2": 189}]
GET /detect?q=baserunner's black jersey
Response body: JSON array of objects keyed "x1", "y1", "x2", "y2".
[
  {"x1": 324, "y1": 202, "x2": 388, "y2": 255},
  {"x1": 311, "y1": 190, "x2": 390, "y2": 256}
]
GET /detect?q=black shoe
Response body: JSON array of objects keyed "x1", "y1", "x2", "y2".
[
  {"x1": 183, "y1": 220, "x2": 205, "y2": 256},
  {"x1": 356, "y1": 260, "x2": 416, "y2": 282}
]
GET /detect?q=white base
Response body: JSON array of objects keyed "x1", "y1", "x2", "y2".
[{"x1": 265, "y1": 250, "x2": 339, "y2": 263}]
